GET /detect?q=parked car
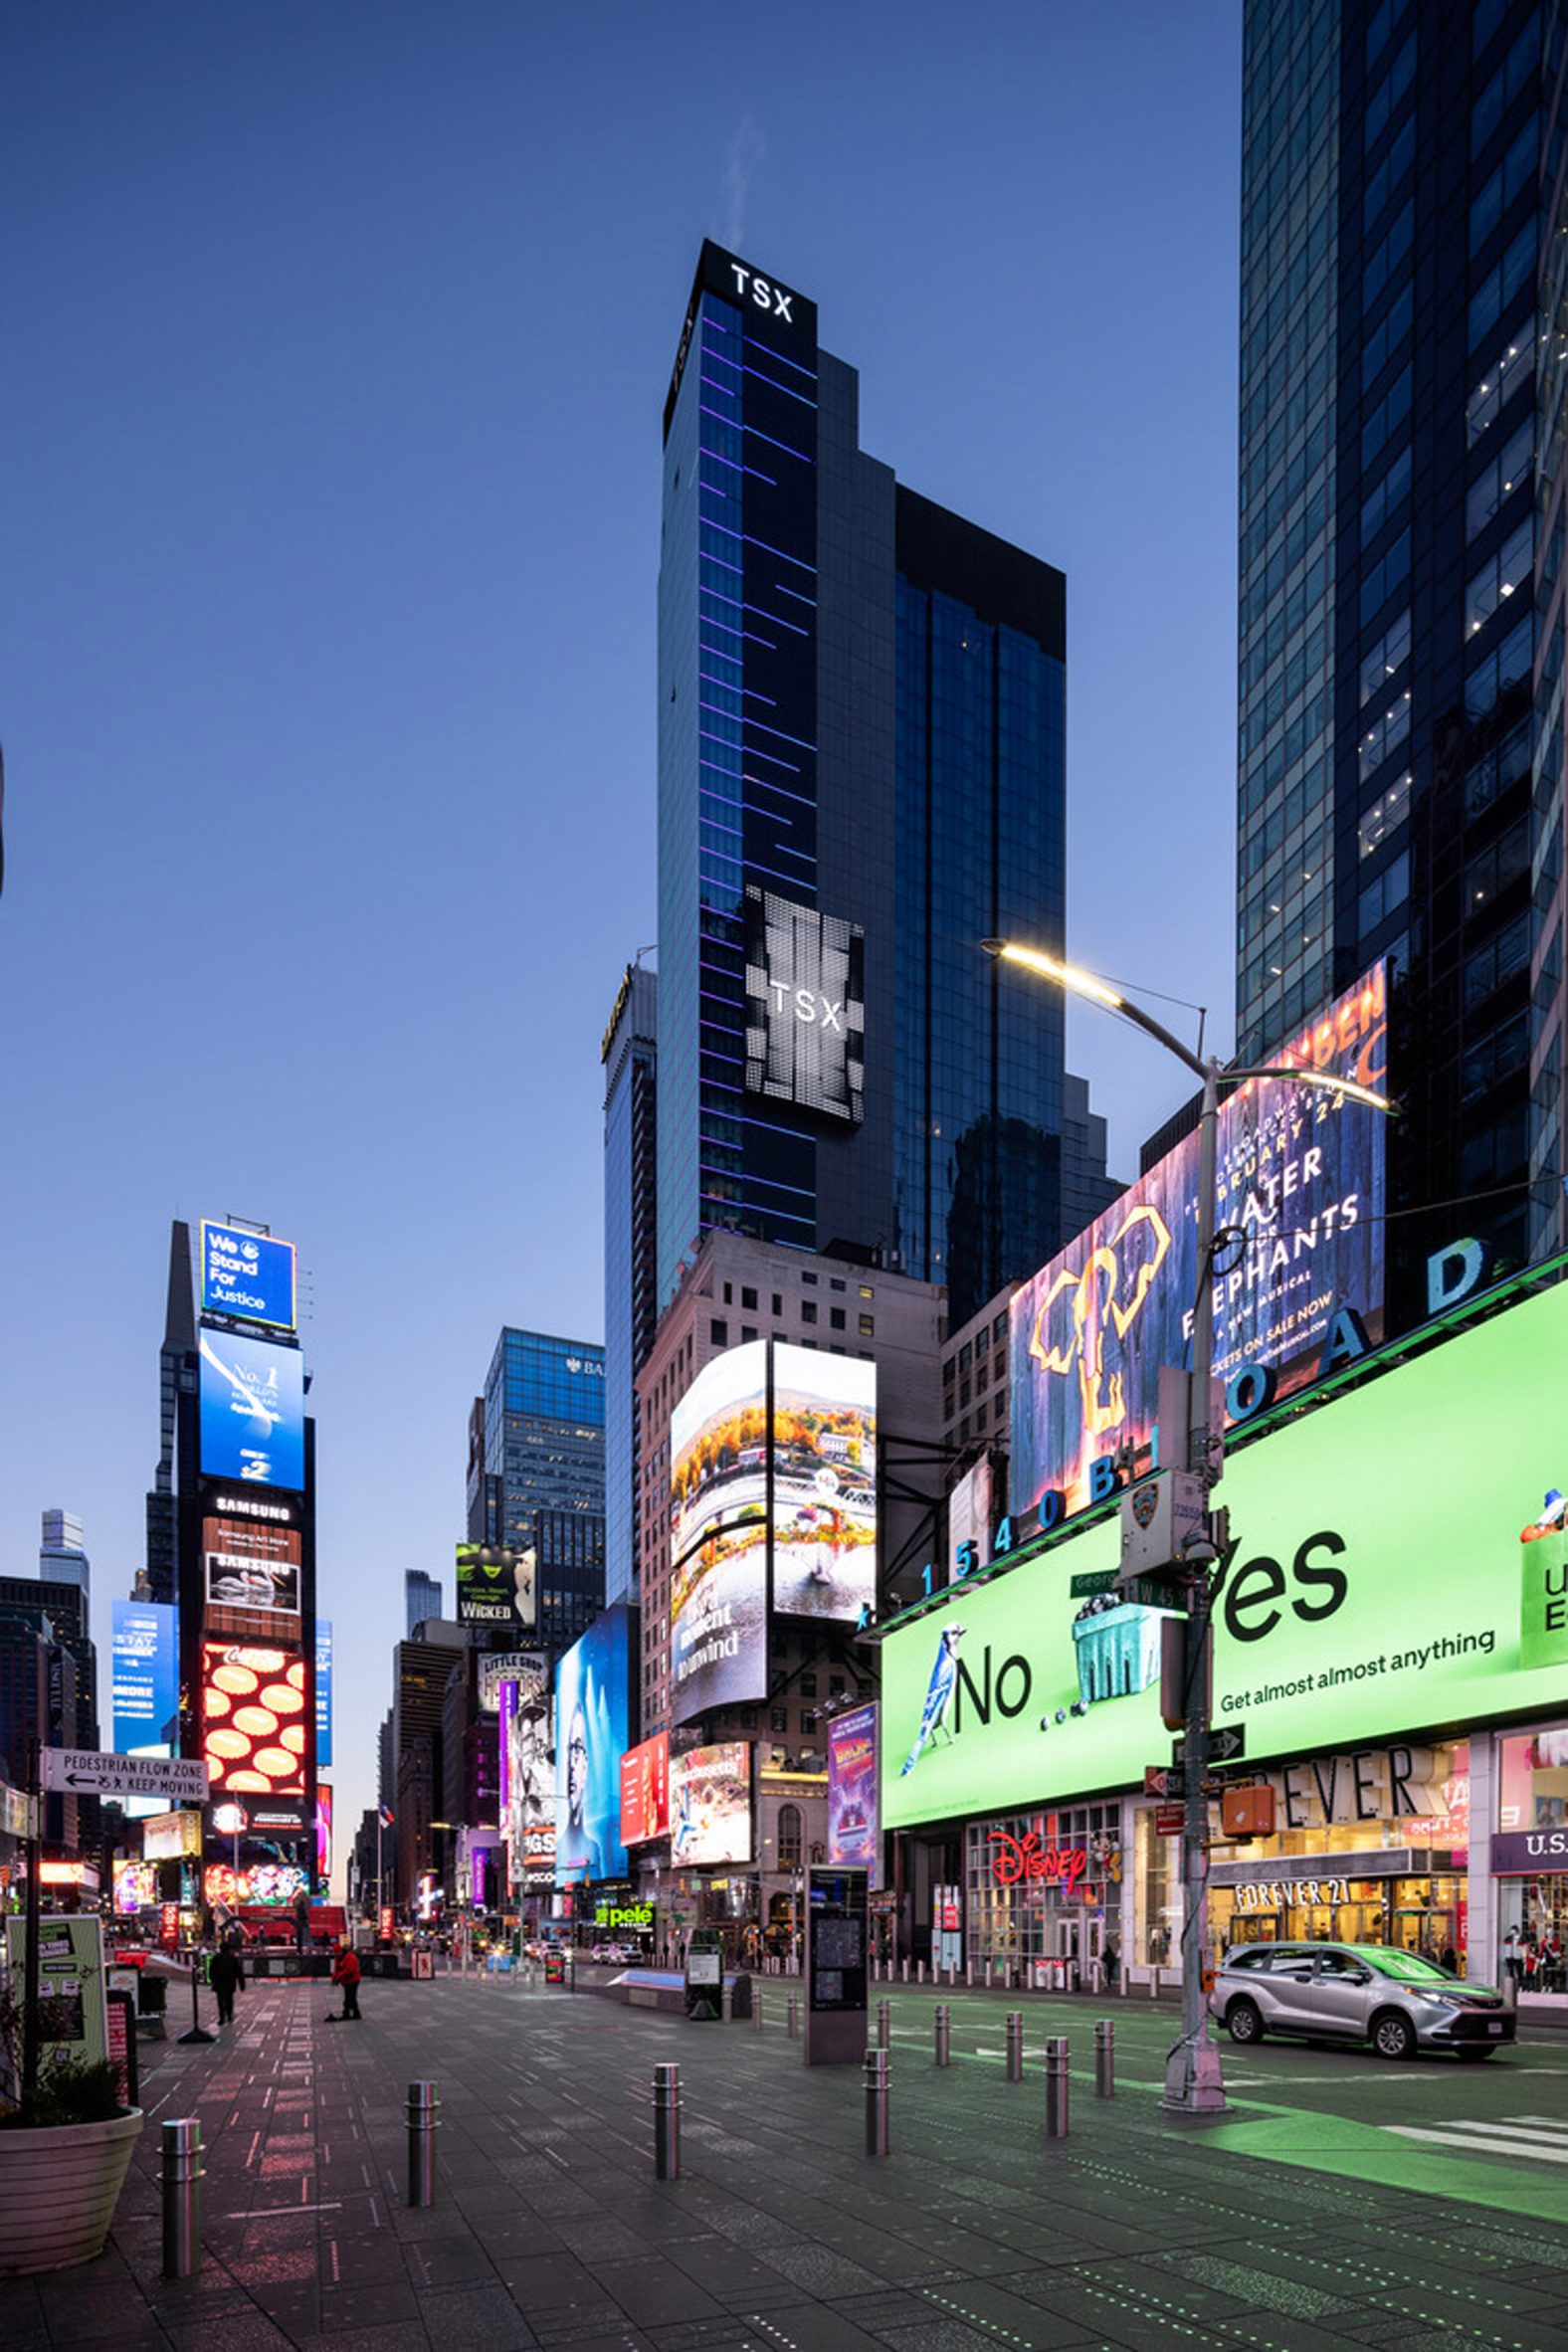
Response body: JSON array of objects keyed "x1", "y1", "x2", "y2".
[
  {"x1": 590, "y1": 1940, "x2": 639, "y2": 1966},
  {"x1": 1210, "y1": 1941, "x2": 1515, "y2": 2059}
]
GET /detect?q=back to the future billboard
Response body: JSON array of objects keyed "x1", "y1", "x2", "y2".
[{"x1": 1010, "y1": 963, "x2": 1387, "y2": 1525}]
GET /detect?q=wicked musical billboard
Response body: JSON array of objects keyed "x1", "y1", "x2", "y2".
[
  {"x1": 1010, "y1": 963, "x2": 1387, "y2": 1525},
  {"x1": 884, "y1": 1274, "x2": 1568, "y2": 1832}
]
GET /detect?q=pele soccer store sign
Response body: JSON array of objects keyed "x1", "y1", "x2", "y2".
[{"x1": 882, "y1": 1277, "x2": 1568, "y2": 1832}]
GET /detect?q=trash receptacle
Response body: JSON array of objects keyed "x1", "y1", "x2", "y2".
[{"x1": 729, "y1": 1973, "x2": 753, "y2": 2021}]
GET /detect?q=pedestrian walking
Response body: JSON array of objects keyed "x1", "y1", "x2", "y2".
[
  {"x1": 210, "y1": 1938, "x2": 244, "y2": 2027},
  {"x1": 293, "y1": 1885, "x2": 312, "y2": 1957},
  {"x1": 329, "y1": 1939, "x2": 362, "y2": 2021}
]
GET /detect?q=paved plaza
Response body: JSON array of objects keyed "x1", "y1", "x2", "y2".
[{"x1": 5, "y1": 1975, "x2": 1568, "y2": 2351}]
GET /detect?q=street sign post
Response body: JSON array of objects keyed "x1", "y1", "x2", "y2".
[
  {"x1": 1143, "y1": 1767, "x2": 1182, "y2": 1798},
  {"x1": 1153, "y1": 1803, "x2": 1185, "y2": 1837},
  {"x1": 1174, "y1": 1726, "x2": 1246, "y2": 1766},
  {"x1": 39, "y1": 1749, "x2": 210, "y2": 1805}
]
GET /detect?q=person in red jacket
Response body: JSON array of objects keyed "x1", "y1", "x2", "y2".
[{"x1": 330, "y1": 1940, "x2": 362, "y2": 2021}]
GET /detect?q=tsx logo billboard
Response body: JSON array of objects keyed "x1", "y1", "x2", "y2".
[
  {"x1": 768, "y1": 983, "x2": 846, "y2": 1032},
  {"x1": 727, "y1": 263, "x2": 794, "y2": 320}
]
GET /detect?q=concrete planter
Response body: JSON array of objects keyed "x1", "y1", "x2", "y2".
[{"x1": 0, "y1": 2106, "x2": 144, "y2": 2275}]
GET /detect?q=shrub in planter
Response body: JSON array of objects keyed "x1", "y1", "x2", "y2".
[{"x1": 0, "y1": 1977, "x2": 144, "y2": 2274}]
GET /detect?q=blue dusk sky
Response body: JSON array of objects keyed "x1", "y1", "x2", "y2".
[{"x1": 1, "y1": 3, "x2": 1243, "y2": 1880}]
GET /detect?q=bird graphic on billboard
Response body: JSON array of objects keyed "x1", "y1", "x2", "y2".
[{"x1": 900, "y1": 1623, "x2": 964, "y2": 1776}]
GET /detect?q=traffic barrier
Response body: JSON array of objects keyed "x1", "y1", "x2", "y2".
[
  {"x1": 406, "y1": 2080, "x2": 439, "y2": 2207},
  {"x1": 1044, "y1": 2037, "x2": 1069, "y2": 2138},
  {"x1": 654, "y1": 2062, "x2": 681, "y2": 2179},
  {"x1": 160, "y1": 2118, "x2": 202, "y2": 2278},
  {"x1": 864, "y1": 2046, "x2": 889, "y2": 2156}
]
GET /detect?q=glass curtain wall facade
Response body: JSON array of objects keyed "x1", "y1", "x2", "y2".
[
  {"x1": 1238, "y1": 0, "x2": 1568, "y2": 1315},
  {"x1": 658, "y1": 243, "x2": 1086, "y2": 1332},
  {"x1": 603, "y1": 964, "x2": 659, "y2": 1606},
  {"x1": 479, "y1": 1329, "x2": 606, "y2": 1656}
]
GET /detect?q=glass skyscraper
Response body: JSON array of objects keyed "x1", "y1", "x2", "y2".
[
  {"x1": 602, "y1": 963, "x2": 658, "y2": 1606},
  {"x1": 657, "y1": 242, "x2": 1099, "y2": 1334},
  {"x1": 1237, "y1": 1, "x2": 1568, "y2": 1306},
  {"x1": 475, "y1": 1327, "x2": 606, "y2": 1657}
]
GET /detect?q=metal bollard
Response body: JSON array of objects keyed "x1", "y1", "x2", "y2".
[
  {"x1": 1044, "y1": 2037, "x2": 1070, "y2": 2139},
  {"x1": 900, "y1": 1956, "x2": 909, "y2": 1983},
  {"x1": 1148, "y1": 1966, "x2": 1161, "y2": 2001},
  {"x1": 1094, "y1": 2018, "x2": 1114, "y2": 2097},
  {"x1": 966, "y1": 1958, "x2": 975, "y2": 1988},
  {"x1": 1006, "y1": 2010, "x2": 1024, "y2": 2082},
  {"x1": 721, "y1": 1980, "x2": 734, "y2": 2024},
  {"x1": 160, "y1": 2117, "x2": 202, "y2": 2279},
  {"x1": 406, "y1": 2079, "x2": 439, "y2": 2207},
  {"x1": 916, "y1": 1959, "x2": 926, "y2": 1984},
  {"x1": 984, "y1": 1957, "x2": 993, "y2": 1991},
  {"x1": 788, "y1": 1992, "x2": 800, "y2": 2038},
  {"x1": 877, "y1": 1997, "x2": 890, "y2": 2050},
  {"x1": 753, "y1": 1988, "x2": 764, "y2": 2033},
  {"x1": 864, "y1": 2047, "x2": 890, "y2": 2157},
  {"x1": 654, "y1": 2062, "x2": 681, "y2": 2180},
  {"x1": 934, "y1": 2003, "x2": 950, "y2": 2066}
]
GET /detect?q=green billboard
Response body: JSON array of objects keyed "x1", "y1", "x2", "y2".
[{"x1": 883, "y1": 1278, "x2": 1568, "y2": 1831}]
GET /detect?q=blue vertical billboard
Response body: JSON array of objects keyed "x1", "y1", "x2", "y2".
[
  {"x1": 198, "y1": 1330, "x2": 305, "y2": 1489},
  {"x1": 112, "y1": 1600, "x2": 179, "y2": 1821},
  {"x1": 199, "y1": 1223, "x2": 297, "y2": 1330},
  {"x1": 554, "y1": 1607, "x2": 632, "y2": 1884},
  {"x1": 315, "y1": 1621, "x2": 332, "y2": 1768}
]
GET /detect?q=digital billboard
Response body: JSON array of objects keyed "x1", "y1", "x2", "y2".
[
  {"x1": 671, "y1": 1342, "x2": 769, "y2": 1565},
  {"x1": 771, "y1": 1343, "x2": 877, "y2": 1623},
  {"x1": 200, "y1": 1223, "x2": 297, "y2": 1330},
  {"x1": 456, "y1": 1542, "x2": 537, "y2": 1631},
  {"x1": 554, "y1": 1607, "x2": 632, "y2": 1884},
  {"x1": 201, "y1": 1641, "x2": 307, "y2": 1797},
  {"x1": 316, "y1": 1622, "x2": 332, "y2": 1768},
  {"x1": 620, "y1": 1732, "x2": 671, "y2": 1847},
  {"x1": 499, "y1": 1663, "x2": 554, "y2": 1886},
  {"x1": 111, "y1": 1600, "x2": 178, "y2": 1751},
  {"x1": 112, "y1": 1860, "x2": 159, "y2": 1914},
  {"x1": 827, "y1": 1703, "x2": 880, "y2": 1872},
  {"x1": 480, "y1": 1651, "x2": 544, "y2": 1714},
  {"x1": 670, "y1": 1741, "x2": 752, "y2": 1865},
  {"x1": 1010, "y1": 963, "x2": 1388, "y2": 1524},
  {"x1": 203, "y1": 1513, "x2": 300, "y2": 1615},
  {"x1": 198, "y1": 1330, "x2": 305, "y2": 1490},
  {"x1": 670, "y1": 1344, "x2": 770, "y2": 1725},
  {"x1": 203, "y1": 1862, "x2": 308, "y2": 1908},
  {"x1": 141, "y1": 1809, "x2": 201, "y2": 1861},
  {"x1": 316, "y1": 1785, "x2": 332, "y2": 1882},
  {"x1": 885, "y1": 1274, "x2": 1568, "y2": 1832},
  {"x1": 744, "y1": 885, "x2": 866, "y2": 1126}
]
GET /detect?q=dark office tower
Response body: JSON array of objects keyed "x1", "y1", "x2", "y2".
[
  {"x1": 1237, "y1": 2, "x2": 1567, "y2": 1305},
  {"x1": 405, "y1": 1570, "x2": 443, "y2": 1637},
  {"x1": 658, "y1": 242, "x2": 1098, "y2": 1331},
  {"x1": 602, "y1": 961, "x2": 659, "y2": 1605},
  {"x1": 473, "y1": 1328, "x2": 605, "y2": 1656}
]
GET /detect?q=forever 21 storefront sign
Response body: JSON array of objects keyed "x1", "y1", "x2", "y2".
[{"x1": 882, "y1": 1280, "x2": 1568, "y2": 1832}]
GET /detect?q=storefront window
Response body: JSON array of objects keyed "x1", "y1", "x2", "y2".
[
  {"x1": 1133, "y1": 1811, "x2": 1177, "y2": 1969},
  {"x1": 1496, "y1": 1724, "x2": 1568, "y2": 1994},
  {"x1": 965, "y1": 1806, "x2": 1119, "y2": 1981}
]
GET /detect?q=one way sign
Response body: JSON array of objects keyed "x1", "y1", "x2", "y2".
[
  {"x1": 39, "y1": 1749, "x2": 210, "y2": 1805},
  {"x1": 1172, "y1": 1726, "x2": 1247, "y2": 1766}
]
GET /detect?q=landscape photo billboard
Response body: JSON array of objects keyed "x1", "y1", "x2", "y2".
[
  {"x1": 771, "y1": 1343, "x2": 877, "y2": 1623},
  {"x1": 554, "y1": 1606, "x2": 632, "y2": 1884},
  {"x1": 199, "y1": 1223, "x2": 297, "y2": 1331},
  {"x1": 456, "y1": 1542, "x2": 537, "y2": 1631},
  {"x1": 669, "y1": 1345, "x2": 770, "y2": 1724},
  {"x1": 670, "y1": 1741, "x2": 752, "y2": 1866},
  {"x1": 620, "y1": 1732, "x2": 671, "y2": 1847},
  {"x1": 885, "y1": 1274, "x2": 1568, "y2": 1832},
  {"x1": 201, "y1": 1640, "x2": 307, "y2": 1797},
  {"x1": 1010, "y1": 963, "x2": 1388, "y2": 1524},
  {"x1": 827, "y1": 1702, "x2": 880, "y2": 1872},
  {"x1": 203, "y1": 1513, "x2": 301, "y2": 1616},
  {"x1": 198, "y1": 1330, "x2": 306, "y2": 1490}
]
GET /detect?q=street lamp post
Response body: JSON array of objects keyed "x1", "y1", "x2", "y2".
[{"x1": 983, "y1": 940, "x2": 1392, "y2": 2117}]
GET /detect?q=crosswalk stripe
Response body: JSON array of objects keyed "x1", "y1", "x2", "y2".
[
  {"x1": 1432, "y1": 2118, "x2": 1568, "y2": 2142},
  {"x1": 1384, "y1": 2124, "x2": 1568, "y2": 2165}
]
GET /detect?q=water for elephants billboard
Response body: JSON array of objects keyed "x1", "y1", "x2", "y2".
[{"x1": 1010, "y1": 963, "x2": 1387, "y2": 1524}]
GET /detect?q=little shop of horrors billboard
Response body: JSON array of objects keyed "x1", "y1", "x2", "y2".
[
  {"x1": 1010, "y1": 963, "x2": 1387, "y2": 1529},
  {"x1": 882, "y1": 1273, "x2": 1568, "y2": 1833}
]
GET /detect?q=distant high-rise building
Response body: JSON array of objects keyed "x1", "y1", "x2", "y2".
[
  {"x1": 1237, "y1": 0, "x2": 1567, "y2": 1310},
  {"x1": 657, "y1": 241, "x2": 1113, "y2": 1333},
  {"x1": 469, "y1": 1328, "x2": 606, "y2": 1660},
  {"x1": 602, "y1": 961, "x2": 659, "y2": 1606},
  {"x1": 405, "y1": 1570, "x2": 443, "y2": 1637},
  {"x1": 40, "y1": 1511, "x2": 90, "y2": 1608}
]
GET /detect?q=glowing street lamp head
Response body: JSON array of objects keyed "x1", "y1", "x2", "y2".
[{"x1": 982, "y1": 939, "x2": 1124, "y2": 1012}]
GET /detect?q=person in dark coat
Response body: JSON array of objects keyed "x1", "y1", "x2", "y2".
[{"x1": 210, "y1": 1940, "x2": 245, "y2": 2027}]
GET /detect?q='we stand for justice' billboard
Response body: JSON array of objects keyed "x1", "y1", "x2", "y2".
[{"x1": 885, "y1": 1274, "x2": 1568, "y2": 1832}]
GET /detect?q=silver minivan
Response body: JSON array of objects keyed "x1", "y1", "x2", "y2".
[{"x1": 1210, "y1": 1941, "x2": 1515, "y2": 2059}]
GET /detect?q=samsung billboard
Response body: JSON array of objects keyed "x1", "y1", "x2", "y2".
[
  {"x1": 883, "y1": 1275, "x2": 1568, "y2": 1833},
  {"x1": 1010, "y1": 963, "x2": 1388, "y2": 1526}
]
